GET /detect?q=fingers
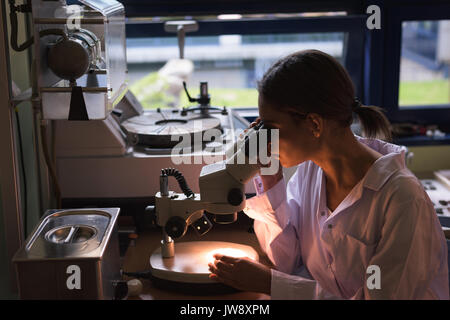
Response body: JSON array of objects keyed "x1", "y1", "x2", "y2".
[
  {"x1": 213, "y1": 253, "x2": 239, "y2": 264},
  {"x1": 208, "y1": 255, "x2": 236, "y2": 275},
  {"x1": 244, "y1": 118, "x2": 261, "y2": 134},
  {"x1": 249, "y1": 117, "x2": 261, "y2": 128},
  {"x1": 208, "y1": 262, "x2": 232, "y2": 279},
  {"x1": 208, "y1": 254, "x2": 238, "y2": 280},
  {"x1": 215, "y1": 260, "x2": 234, "y2": 273},
  {"x1": 208, "y1": 262, "x2": 239, "y2": 289}
]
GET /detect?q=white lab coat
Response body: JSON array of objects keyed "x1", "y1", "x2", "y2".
[{"x1": 244, "y1": 137, "x2": 449, "y2": 299}]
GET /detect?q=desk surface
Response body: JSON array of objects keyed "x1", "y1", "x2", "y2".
[{"x1": 122, "y1": 215, "x2": 271, "y2": 300}]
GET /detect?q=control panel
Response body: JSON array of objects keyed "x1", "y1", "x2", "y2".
[{"x1": 420, "y1": 179, "x2": 450, "y2": 217}]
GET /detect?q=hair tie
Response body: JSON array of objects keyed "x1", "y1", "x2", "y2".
[{"x1": 352, "y1": 98, "x2": 362, "y2": 112}]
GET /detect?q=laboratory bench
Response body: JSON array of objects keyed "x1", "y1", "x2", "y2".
[{"x1": 121, "y1": 213, "x2": 271, "y2": 300}]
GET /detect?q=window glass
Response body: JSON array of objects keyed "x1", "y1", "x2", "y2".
[
  {"x1": 127, "y1": 32, "x2": 345, "y2": 109},
  {"x1": 399, "y1": 20, "x2": 450, "y2": 107}
]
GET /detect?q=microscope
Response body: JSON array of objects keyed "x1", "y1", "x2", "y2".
[
  {"x1": 153, "y1": 120, "x2": 272, "y2": 255},
  {"x1": 147, "y1": 121, "x2": 276, "y2": 286}
]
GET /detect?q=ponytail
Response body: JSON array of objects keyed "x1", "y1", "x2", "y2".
[{"x1": 353, "y1": 103, "x2": 392, "y2": 141}]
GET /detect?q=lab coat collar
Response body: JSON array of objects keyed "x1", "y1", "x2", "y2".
[
  {"x1": 321, "y1": 137, "x2": 407, "y2": 217},
  {"x1": 356, "y1": 136, "x2": 407, "y2": 192}
]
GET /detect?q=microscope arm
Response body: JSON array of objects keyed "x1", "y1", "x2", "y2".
[
  {"x1": 155, "y1": 185, "x2": 247, "y2": 240},
  {"x1": 154, "y1": 120, "x2": 270, "y2": 241}
]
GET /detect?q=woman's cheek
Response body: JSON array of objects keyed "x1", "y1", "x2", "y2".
[
  {"x1": 278, "y1": 140, "x2": 291, "y2": 165},
  {"x1": 284, "y1": 139, "x2": 308, "y2": 166}
]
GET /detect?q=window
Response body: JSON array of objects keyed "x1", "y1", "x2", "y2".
[
  {"x1": 127, "y1": 31, "x2": 345, "y2": 109},
  {"x1": 399, "y1": 20, "x2": 450, "y2": 107},
  {"x1": 125, "y1": 13, "x2": 364, "y2": 110}
]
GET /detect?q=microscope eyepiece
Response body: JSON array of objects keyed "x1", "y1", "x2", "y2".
[{"x1": 243, "y1": 120, "x2": 271, "y2": 159}]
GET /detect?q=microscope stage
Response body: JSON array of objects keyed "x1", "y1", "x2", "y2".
[{"x1": 149, "y1": 241, "x2": 259, "y2": 284}]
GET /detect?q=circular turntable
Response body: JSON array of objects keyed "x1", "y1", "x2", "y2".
[{"x1": 122, "y1": 109, "x2": 222, "y2": 148}]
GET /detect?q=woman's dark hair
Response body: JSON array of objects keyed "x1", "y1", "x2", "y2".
[{"x1": 258, "y1": 49, "x2": 392, "y2": 141}]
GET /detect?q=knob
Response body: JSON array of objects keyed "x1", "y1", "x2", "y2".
[
  {"x1": 165, "y1": 216, "x2": 187, "y2": 239},
  {"x1": 227, "y1": 188, "x2": 243, "y2": 206}
]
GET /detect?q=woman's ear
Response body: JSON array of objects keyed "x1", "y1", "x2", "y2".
[{"x1": 307, "y1": 113, "x2": 323, "y2": 138}]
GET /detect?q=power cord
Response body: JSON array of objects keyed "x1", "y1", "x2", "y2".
[
  {"x1": 9, "y1": 0, "x2": 68, "y2": 52},
  {"x1": 8, "y1": 0, "x2": 34, "y2": 52},
  {"x1": 122, "y1": 270, "x2": 153, "y2": 280},
  {"x1": 14, "y1": 106, "x2": 28, "y2": 235}
]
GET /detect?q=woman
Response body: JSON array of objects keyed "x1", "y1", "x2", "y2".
[{"x1": 208, "y1": 49, "x2": 449, "y2": 299}]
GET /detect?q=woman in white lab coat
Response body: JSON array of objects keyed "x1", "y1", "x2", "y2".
[{"x1": 208, "y1": 49, "x2": 449, "y2": 299}]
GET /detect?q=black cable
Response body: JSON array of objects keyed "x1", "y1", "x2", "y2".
[
  {"x1": 161, "y1": 168, "x2": 194, "y2": 198},
  {"x1": 8, "y1": 0, "x2": 34, "y2": 52},
  {"x1": 122, "y1": 270, "x2": 153, "y2": 280},
  {"x1": 14, "y1": 107, "x2": 28, "y2": 236},
  {"x1": 9, "y1": 0, "x2": 68, "y2": 52}
]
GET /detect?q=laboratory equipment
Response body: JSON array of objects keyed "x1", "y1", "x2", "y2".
[
  {"x1": 13, "y1": 208, "x2": 122, "y2": 299},
  {"x1": 54, "y1": 93, "x2": 253, "y2": 200},
  {"x1": 146, "y1": 121, "x2": 274, "y2": 287},
  {"x1": 31, "y1": 0, "x2": 128, "y2": 120},
  {"x1": 420, "y1": 178, "x2": 450, "y2": 217},
  {"x1": 164, "y1": 20, "x2": 198, "y2": 60}
]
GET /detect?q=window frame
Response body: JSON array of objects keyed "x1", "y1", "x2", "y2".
[
  {"x1": 120, "y1": 0, "x2": 362, "y2": 18},
  {"x1": 380, "y1": 3, "x2": 450, "y2": 125}
]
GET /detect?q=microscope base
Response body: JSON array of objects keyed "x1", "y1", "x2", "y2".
[{"x1": 149, "y1": 241, "x2": 258, "y2": 287}]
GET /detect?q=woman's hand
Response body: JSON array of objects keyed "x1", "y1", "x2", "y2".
[
  {"x1": 248, "y1": 117, "x2": 262, "y2": 129},
  {"x1": 248, "y1": 118, "x2": 283, "y2": 192},
  {"x1": 208, "y1": 253, "x2": 272, "y2": 294}
]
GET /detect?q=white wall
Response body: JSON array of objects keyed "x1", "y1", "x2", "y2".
[{"x1": 407, "y1": 145, "x2": 450, "y2": 178}]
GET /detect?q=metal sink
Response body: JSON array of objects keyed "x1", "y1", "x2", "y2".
[
  {"x1": 45, "y1": 225, "x2": 97, "y2": 244},
  {"x1": 16, "y1": 208, "x2": 119, "y2": 260}
]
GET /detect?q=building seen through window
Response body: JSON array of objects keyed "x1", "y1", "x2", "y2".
[{"x1": 399, "y1": 20, "x2": 450, "y2": 107}]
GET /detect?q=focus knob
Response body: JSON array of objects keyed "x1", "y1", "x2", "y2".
[
  {"x1": 164, "y1": 216, "x2": 187, "y2": 239},
  {"x1": 227, "y1": 188, "x2": 243, "y2": 206}
]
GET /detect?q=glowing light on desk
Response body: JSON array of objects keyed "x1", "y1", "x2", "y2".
[
  {"x1": 217, "y1": 14, "x2": 242, "y2": 20},
  {"x1": 150, "y1": 242, "x2": 259, "y2": 283},
  {"x1": 206, "y1": 248, "x2": 255, "y2": 264}
]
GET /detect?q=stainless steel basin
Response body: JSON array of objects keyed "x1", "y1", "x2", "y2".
[
  {"x1": 45, "y1": 225, "x2": 97, "y2": 244},
  {"x1": 13, "y1": 207, "x2": 121, "y2": 299},
  {"x1": 18, "y1": 208, "x2": 119, "y2": 259}
]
